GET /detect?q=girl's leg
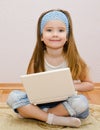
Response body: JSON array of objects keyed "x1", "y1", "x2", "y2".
[
  {"x1": 47, "y1": 103, "x2": 69, "y2": 116},
  {"x1": 63, "y1": 94, "x2": 89, "y2": 119},
  {"x1": 47, "y1": 94, "x2": 89, "y2": 119},
  {"x1": 17, "y1": 104, "x2": 48, "y2": 121},
  {"x1": 7, "y1": 90, "x2": 81, "y2": 127},
  {"x1": 17, "y1": 104, "x2": 81, "y2": 127},
  {"x1": 7, "y1": 90, "x2": 48, "y2": 121}
]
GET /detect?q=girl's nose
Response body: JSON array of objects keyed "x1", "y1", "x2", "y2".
[{"x1": 52, "y1": 31, "x2": 58, "y2": 36}]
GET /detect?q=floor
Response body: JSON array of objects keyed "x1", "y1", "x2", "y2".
[{"x1": 0, "y1": 83, "x2": 100, "y2": 105}]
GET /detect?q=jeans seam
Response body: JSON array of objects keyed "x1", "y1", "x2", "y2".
[{"x1": 62, "y1": 101, "x2": 76, "y2": 117}]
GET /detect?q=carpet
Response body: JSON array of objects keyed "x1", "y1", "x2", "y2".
[{"x1": 0, "y1": 103, "x2": 100, "y2": 130}]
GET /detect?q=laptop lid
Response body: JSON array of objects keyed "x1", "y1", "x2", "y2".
[{"x1": 20, "y1": 68, "x2": 75, "y2": 105}]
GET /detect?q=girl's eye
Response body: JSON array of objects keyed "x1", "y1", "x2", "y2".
[
  {"x1": 46, "y1": 29, "x2": 52, "y2": 32},
  {"x1": 59, "y1": 29, "x2": 64, "y2": 32}
]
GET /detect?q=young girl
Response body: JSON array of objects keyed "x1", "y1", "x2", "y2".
[{"x1": 7, "y1": 9, "x2": 94, "y2": 127}]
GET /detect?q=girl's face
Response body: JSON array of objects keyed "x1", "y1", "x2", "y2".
[{"x1": 41, "y1": 20, "x2": 67, "y2": 50}]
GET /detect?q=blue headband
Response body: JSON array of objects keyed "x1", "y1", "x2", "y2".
[{"x1": 40, "y1": 10, "x2": 69, "y2": 34}]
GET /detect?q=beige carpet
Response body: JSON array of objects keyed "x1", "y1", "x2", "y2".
[{"x1": 0, "y1": 103, "x2": 100, "y2": 130}]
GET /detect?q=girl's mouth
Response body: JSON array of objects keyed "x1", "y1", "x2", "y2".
[{"x1": 49, "y1": 39, "x2": 61, "y2": 42}]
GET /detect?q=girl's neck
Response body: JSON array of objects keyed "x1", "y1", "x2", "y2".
[
  {"x1": 44, "y1": 48, "x2": 65, "y2": 66},
  {"x1": 45, "y1": 47, "x2": 63, "y2": 58}
]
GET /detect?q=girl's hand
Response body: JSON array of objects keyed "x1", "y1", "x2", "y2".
[{"x1": 74, "y1": 81, "x2": 94, "y2": 92}]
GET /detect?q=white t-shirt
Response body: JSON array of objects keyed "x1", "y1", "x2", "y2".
[
  {"x1": 44, "y1": 58, "x2": 68, "y2": 71},
  {"x1": 44, "y1": 58, "x2": 81, "y2": 84}
]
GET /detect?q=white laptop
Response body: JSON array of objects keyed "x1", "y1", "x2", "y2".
[{"x1": 20, "y1": 68, "x2": 76, "y2": 105}]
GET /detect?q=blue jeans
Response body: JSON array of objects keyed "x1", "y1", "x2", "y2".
[{"x1": 7, "y1": 90, "x2": 89, "y2": 119}]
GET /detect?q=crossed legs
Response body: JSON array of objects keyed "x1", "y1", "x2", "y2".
[{"x1": 7, "y1": 90, "x2": 89, "y2": 127}]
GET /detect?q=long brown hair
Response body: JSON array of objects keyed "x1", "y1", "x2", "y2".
[{"x1": 27, "y1": 9, "x2": 88, "y2": 81}]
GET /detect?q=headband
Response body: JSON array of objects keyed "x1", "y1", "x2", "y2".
[{"x1": 40, "y1": 10, "x2": 69, "y2": 34}]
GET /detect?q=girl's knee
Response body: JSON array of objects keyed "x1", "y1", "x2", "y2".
[
  {"x1": 76, "y1": 108, "x2": 89, "y2": 119},
  {"x1": 67, "y1": 94, "x2": 89, "y2": 114},
  {"x1": 7, "y1": 90, "x2": 27, "y2": 108}
]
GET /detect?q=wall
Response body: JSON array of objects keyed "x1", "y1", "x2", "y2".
[{"x1": 0, "y1": 0, "x2": 100, "y2": 82}]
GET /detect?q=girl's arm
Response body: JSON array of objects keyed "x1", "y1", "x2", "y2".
[
  {"x1": 74, "y1": 70, "x2": 94, "y2": 92},
  {"x1": 74, "y1": 81, "x2": 94, "y2": 92}
]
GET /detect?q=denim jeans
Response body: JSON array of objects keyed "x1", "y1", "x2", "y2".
[{"x1": 7, "y1": 90, "x2": 89, "y2": 119}]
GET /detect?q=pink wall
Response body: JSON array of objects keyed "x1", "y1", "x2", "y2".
[{"x1": 0, "y1": 0, "x2": 100, "y2": 82}]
